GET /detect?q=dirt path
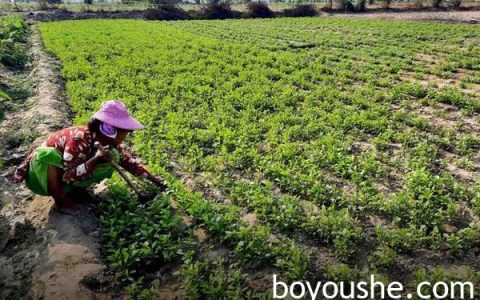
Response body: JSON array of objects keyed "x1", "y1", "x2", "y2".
[
  {"x1": 0, "y1": 25, "x2": 110, "y2": 300},
  {"x1": 329, "y1": 10, "x2": 480, "y2": 23}
]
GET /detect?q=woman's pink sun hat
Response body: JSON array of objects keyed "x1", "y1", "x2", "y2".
[{"x1": 92, "y1": 100, "x2": 144, "y2": 131}]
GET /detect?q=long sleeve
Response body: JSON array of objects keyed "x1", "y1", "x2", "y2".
[
  {"x1": 61, "y1": 132, "x2": 93, "y2": 184},
  {"x1": 12, "y1": 126, "x2": 94, "y2": 184},
  {"x1": 116, "y1": 143, "x2": 148, "y2": 178}
]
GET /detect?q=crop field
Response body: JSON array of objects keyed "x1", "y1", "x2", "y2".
[
  {"x1": 39, "y1": 18, "x2": 480, "y2": 298},
  {"x1": 0, "y1": 14, "x2": 28, "y2": 124}
]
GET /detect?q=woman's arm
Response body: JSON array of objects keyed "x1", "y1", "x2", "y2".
[
  {"x1": 62, "y1": 133, "x2": 111, "y2": 184},
  {"x1": 116, "y1": 143, "x2": 148, "y2": 177},
  {"x1": 117, "y1": 143, "x2": 167, "y2": 190},
  {"x1": 145, "y1": 171, "x2": 167, "y2": 190}
]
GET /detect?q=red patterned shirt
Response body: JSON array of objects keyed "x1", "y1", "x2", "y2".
[{"x1": 13, "y1": 125, "x2": 148, "y2": 184}]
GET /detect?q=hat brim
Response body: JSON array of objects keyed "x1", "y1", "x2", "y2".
[{"x1": 92, "y1": 112, "x2": 144, "y2": 131}]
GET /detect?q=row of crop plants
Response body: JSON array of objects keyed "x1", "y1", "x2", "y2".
[{"x1": 39, "y1": 18, "x2": 480, "y2": 297}]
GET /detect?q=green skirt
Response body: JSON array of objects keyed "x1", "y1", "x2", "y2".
[{"x1": 26, "y1": 146, "x2": 120, "y2": 196}]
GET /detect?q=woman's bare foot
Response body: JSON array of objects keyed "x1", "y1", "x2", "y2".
[{"x1": 48, "y1": 165, "x2": 86, "y2": 216}]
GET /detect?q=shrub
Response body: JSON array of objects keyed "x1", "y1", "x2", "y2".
[
  {"x1": 36, "y1": 1, "x2": 57, "y2": 9},
  {"x1": 355, "y1": 0, "x2": 367, "y2": 12},
  {"x1": 245, "y1": 2, "x2": 274, "y2": 19},
  {"x1": 144, "y1": 4, "x2": 191, "y2": 20},
  {"x1": 282, "y1": 4, "x2": 317, "y2": 17},
  {"x1": 331, "y1": 0, "x2": 355, "y2": 11},
  {"x1": 431, "y1": 0, "x2": 442, "y2": 8},
  {"x1": 330, "y1": 0, "x2": 341, "y2": 10},
  {"x1": 449, "y1": 0, "x2": 461, "y2": 8},
  {"x1": 320, "y1": 0, "x2": 333, "y2": 10},
  {"x1": 344, "y1": 0, "x2": 355, "y2": 12},
  {"x1": 196, "y1": 3, "x2": 240, "y2": 20},
  {"x1": 150, "y1": 0, "x2": 181, "y2": 4},
  {"x1": 413, "y1": 0, "x2": 423, "y2": 9},
  {"x1": 380, "y1": 0, "x2": 391, "y2": 9}
]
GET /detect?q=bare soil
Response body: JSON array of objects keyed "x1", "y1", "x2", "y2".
[
  {"x1": 0, "y1": 25, "x2": 111, "y2": 300},
  {"x1": 331, "y1": 10, "x2": 480, "y2": 23}
]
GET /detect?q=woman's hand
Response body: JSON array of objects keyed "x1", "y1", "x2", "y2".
[
  {"x1": 85, "y1": 147, "x2": 112, "y2": 171},
  {"x1": 94, "y1": 148, "x2": 112, "y2": 164}
]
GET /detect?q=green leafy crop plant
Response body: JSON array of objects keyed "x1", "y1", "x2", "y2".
[
  {"x1": 39, "y1": 18, "x2": 480, "y2": 296},
  {"x1": 0, "y1": 14, "x2": 28, "y2": 68}
]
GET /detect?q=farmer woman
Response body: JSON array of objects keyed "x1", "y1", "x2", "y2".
[{"x1": 13, "y1": 100, "x2": 165, "y2": 215}]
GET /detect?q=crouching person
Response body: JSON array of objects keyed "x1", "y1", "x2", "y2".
[{"x1": 13, "y1": 100, "x2": 165, "y2": 215}]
